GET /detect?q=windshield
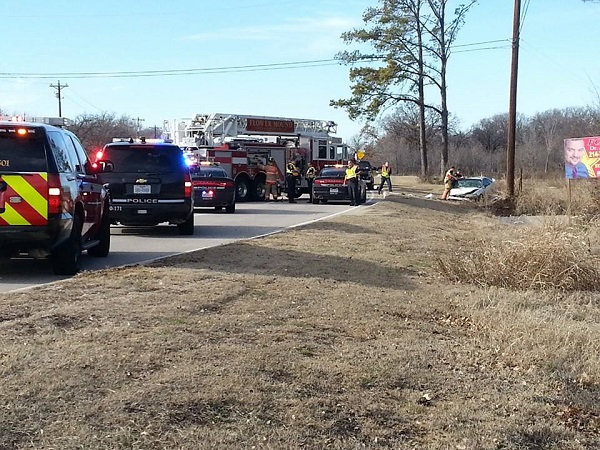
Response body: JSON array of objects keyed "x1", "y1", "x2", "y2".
[
  {"x1": 456, "y1": 179, "x2": 483, "y2": 188},
  {"x1": 0, "y1": 125, "x2": 47, "y2": 172},
  {"x1": 103, "y1": 145, "x2": 187, "y2": 173},
  {"x1": 358, "y1": 161, "x2": 371, "y2": 170},
  {"x1": 319, "y1": 168, "x2": 345, "y2": 178},
  {"x1": 190, "y1": 166, "x2": 228, "y2": 178}
]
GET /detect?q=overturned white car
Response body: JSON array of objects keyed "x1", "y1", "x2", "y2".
[{"x1": 448, "y1": 176, "x2": 495, "y2": 201}]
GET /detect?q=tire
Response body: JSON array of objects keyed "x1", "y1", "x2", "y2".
[
  {"x1": 88, "y1": 206, "x2": 111, "y2": 257},
  {"x1": 225, "y1": 203, "x2": 236, "y2": 214},
  {"x1": 253, "y1": 179, "x2": 265, "y2": 201},
  {"x1": 321, "y1": 199, "x2": 328, "y2": 203},
  {"x1": 51, "y1": 215, "x2": 82, "y2": 275},
  {"x1": 215, "y1": 206, "x2": 223, "y2": 211},
  {"x1": 367, "y1": 183, "x2": 374, "y2": 191},
  {"x1": 177, "y1": 214, "x2": 195, "y2": 235},
  {"x1": 312, "y1": 197, "x2": 320, "y2": 204},
  {"x1": 361, "y1": 188, "x2": 367, "y2": 204},
  {"x1": 235, "y1": 178, "x2": 250, "y2": 202}
]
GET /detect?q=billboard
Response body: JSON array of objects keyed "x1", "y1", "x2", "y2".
[{"x1": 564, "y1": 137, "x2": 600, "y2": 179}]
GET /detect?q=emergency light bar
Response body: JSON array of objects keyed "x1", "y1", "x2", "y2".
[{"x1": 112, "y1": 137, "x2": 173, "y2": 144}]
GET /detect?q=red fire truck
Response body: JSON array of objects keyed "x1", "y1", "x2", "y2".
[{"x1": 163, "y1": 113, "x2": 349, "y2": 201}]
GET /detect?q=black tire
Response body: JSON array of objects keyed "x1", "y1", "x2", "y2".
[
  {"x1": 177, "y1": 214, "x2": 195, "y2": 235},
  {"x1": 253, "y1": 178, "x2": 265, "y2": 201},
  {"x1": 51, "y1": 215, "x2": 82, "y2": 275},
  {"x1": 235, "y1": 178, "x2": 250, "y2": 202},
  {"x1": 361, "y1": 188, "x2": 367, "y2": 204},
  {"x1": 312, "y1": 197, "x2": 320, "y2": 204},
  {"x1": 367, "y1": 183, "x2": 374, "y2": 190},
  {"x1": 215, "y1": 206, "x2": 223, "y2": 211},
  {"x1": 321, "y1": 199, "x2": 328, "y2": 203},
  {"x1": 225, "y1": 203, "x2": 236, "y2": 214},
  {"x1": 88, "y1": 206, "x2": 111, "y2": 257}
]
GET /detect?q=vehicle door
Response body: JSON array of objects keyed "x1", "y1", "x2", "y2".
[
  {"x1": 47, "y1": 130, "x2": 95, "y2": 236},
  {"x1": 68, "y1": 133, "x2": 104, "y2": 237}
]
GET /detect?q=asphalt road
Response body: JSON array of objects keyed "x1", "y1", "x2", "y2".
[{"x1": 0, "y1": 195, "x2": 377, "y2": 293}]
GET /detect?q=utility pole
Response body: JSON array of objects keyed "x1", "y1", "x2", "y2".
[
  {"x1": 135, "y1": 117, "x2": 145, "y2": 136},
  {"x1": 49, "y1": 80, "x2": 68, "y2": 118},
  {"x1": 506, "y1": 0, "x2": 521, "y2": 198}
]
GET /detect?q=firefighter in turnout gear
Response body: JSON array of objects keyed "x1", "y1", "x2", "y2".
[
  {"x1": 305, "y1": 164, "x2": 316, "y2": 202},
  {"x1": 286, "y1": 160, "x2": 300, "y2": 203},
  {"x1": 441, "y1": 166, "x2": 457, "y2": 200},
  {"x1": 259, "y1": 157, "x2": 280, "y2": 201},
  {"x1": 344, "y1": 158, "x2": 360, "y2": 206}
]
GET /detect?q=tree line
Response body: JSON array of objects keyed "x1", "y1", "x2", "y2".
[{"x1": 354, "y1": 104, "x2": 600, "y2": 180}]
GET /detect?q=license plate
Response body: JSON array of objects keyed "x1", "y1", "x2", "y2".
[
  {"x1": 133, "y1": 184, "x2": 151, "y2": 194},
  {"x1": 330, "y1": 188, "x2": 339, "y2": 194}
]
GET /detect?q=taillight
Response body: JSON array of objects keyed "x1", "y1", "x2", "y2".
[
  {"x1": 184, "y1": 173, "x2": 192, "y2": 198},
  {"x1": 225, "y1": 180, "x2": 234, "y2": 188},
  {"x1": 47, "y1": 174, "x2": 62, "y2": 214},
  {"x1": 314, "y1": 179, "x2": 323, "y2": 185}
]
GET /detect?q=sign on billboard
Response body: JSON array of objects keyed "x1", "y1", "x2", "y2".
[{"x1": 564, "y1": 137, "x2": 600, "y2": 179}]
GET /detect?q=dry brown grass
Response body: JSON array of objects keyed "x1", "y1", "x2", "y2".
[
  {"x1": 0, "y1": 180, "x2": 599, "y2": 449},
  {"x1": 438, "y1": 223, "x2": 600, "y2": 291},
  {"x1": 514, "y1": 178, "x2": 600, "y2": 216}
]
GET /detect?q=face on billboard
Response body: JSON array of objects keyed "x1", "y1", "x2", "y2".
[{"x1": 565, "y1": 139, "x2": 585, "y2": 166}]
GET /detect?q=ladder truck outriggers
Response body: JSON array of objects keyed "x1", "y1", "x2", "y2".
[{"x1": 163, "y1": 113, "x2": 350, "y2": 202}]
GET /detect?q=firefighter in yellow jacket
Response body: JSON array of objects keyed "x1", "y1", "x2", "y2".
[
  {"x1": 344, "y1": 159, "x2": 360, "y2": 206},
  {"x1": 286, "y1": 160, "x2": 299, "y2": 203},
  {"x1": 305, "y1": 164, "x2": 316, "y2": 202}
]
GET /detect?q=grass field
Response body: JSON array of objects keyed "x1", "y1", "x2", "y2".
[{"x1": 0, "y1": 177, "x2": 599, "y2": 449}]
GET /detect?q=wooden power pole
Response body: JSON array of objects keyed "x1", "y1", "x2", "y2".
[
  {"x1": 50, "y1": 80, "x2": 68, "y2": 118},
  {"x1": 506, "y1": 0, "x2": 521, "y2": 198}
]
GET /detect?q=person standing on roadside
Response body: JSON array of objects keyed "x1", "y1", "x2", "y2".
[
  {"x1": 305, "y1": 163, "x2": 316, "y2": 202},
  {"x1": 344, "y1": 158, "x2": 360, "y2": 206},
  {"x1": 441, "y1": 166, "x2": 457, "y2": 200},
  {"x1": 377, "y1": 161, "x2": 392, "y2": 194},
  {"x1": 259, "y1": 157, "x2": 280, "y2": 201},
  {"x1": 286, "y1": 160, "x2": 299, "y2": 203}
]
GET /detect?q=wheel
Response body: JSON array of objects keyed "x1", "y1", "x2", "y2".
[
  {"x1": 321, "y1": 199, "x2": 328, "y2": 203},
  {"x1": 252, "y1": 179, "x2": 265, "y2": 201},
  {"x1": 88, "y1": 205, "x2": 111, "y2": 257},
  {"x1": 367, "y1": 183, "x2": 374, "y2": 190},
  {"x1": 225, "y1": 203, "x2": 236, "y2": 213},
  {"x1": 361, "y1": 188, "x2": 367, "y2": 204},
  {"x1": 51, "y1": 215, "x2": 82, "y2": 275},
  {"x1": 177, "y1": 214, "x2": 195, "y2": 235},
  {"x1": 215, "y1": 206, "x2": 223, "y2": 211},
  {"x1": 235, "y1": 178, "x2": 250, "y2": 202},
  {"x1": 312, "y1": 197, "x2": 320, "y2": 204}
]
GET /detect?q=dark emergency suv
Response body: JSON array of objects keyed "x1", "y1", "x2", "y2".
[
  {"x1": 358, "y1": 160, "x2": 375, "y2": 190},
  {"x1": 95, "y1": 139, "x2": 195, "y2": 235},
  {"x1": 189, "y1": 162, "x2": 236, "y2": 213},
  {"x1": 0, "y1": 119, "x2": 111, "y2": 275},
  {"x1": 311, "y1": 165, "x2": 367, "y2": 205}
]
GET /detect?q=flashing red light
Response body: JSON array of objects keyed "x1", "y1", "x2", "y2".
[{"x1": 95, "y1": 150, "x2": 104, "y2": 160}]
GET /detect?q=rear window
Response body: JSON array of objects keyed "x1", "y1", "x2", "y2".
[
  {"x1": 103, "y1": 145, "x2": 187, "y2": 173},
  {"x1": 0, "y1": 126, "x2": 47, "y2": 172},
  {"x1": 190, "y1": 166, "x2": 228, "y2": 178},
  {"x1": 319, "y1": 168, "x2": 345, "y2": 178},
  {"x1": 358, "y1": 161, "x2": 372, "y2": 170}
]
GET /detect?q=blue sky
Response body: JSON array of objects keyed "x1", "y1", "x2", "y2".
[{"x1": 1, "y1": 0, "x2": 599, "y2": 141}]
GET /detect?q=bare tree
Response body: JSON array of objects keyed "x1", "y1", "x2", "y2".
[{"x1": 68, "y1": 112, "x2": 138, "y2": 153}]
